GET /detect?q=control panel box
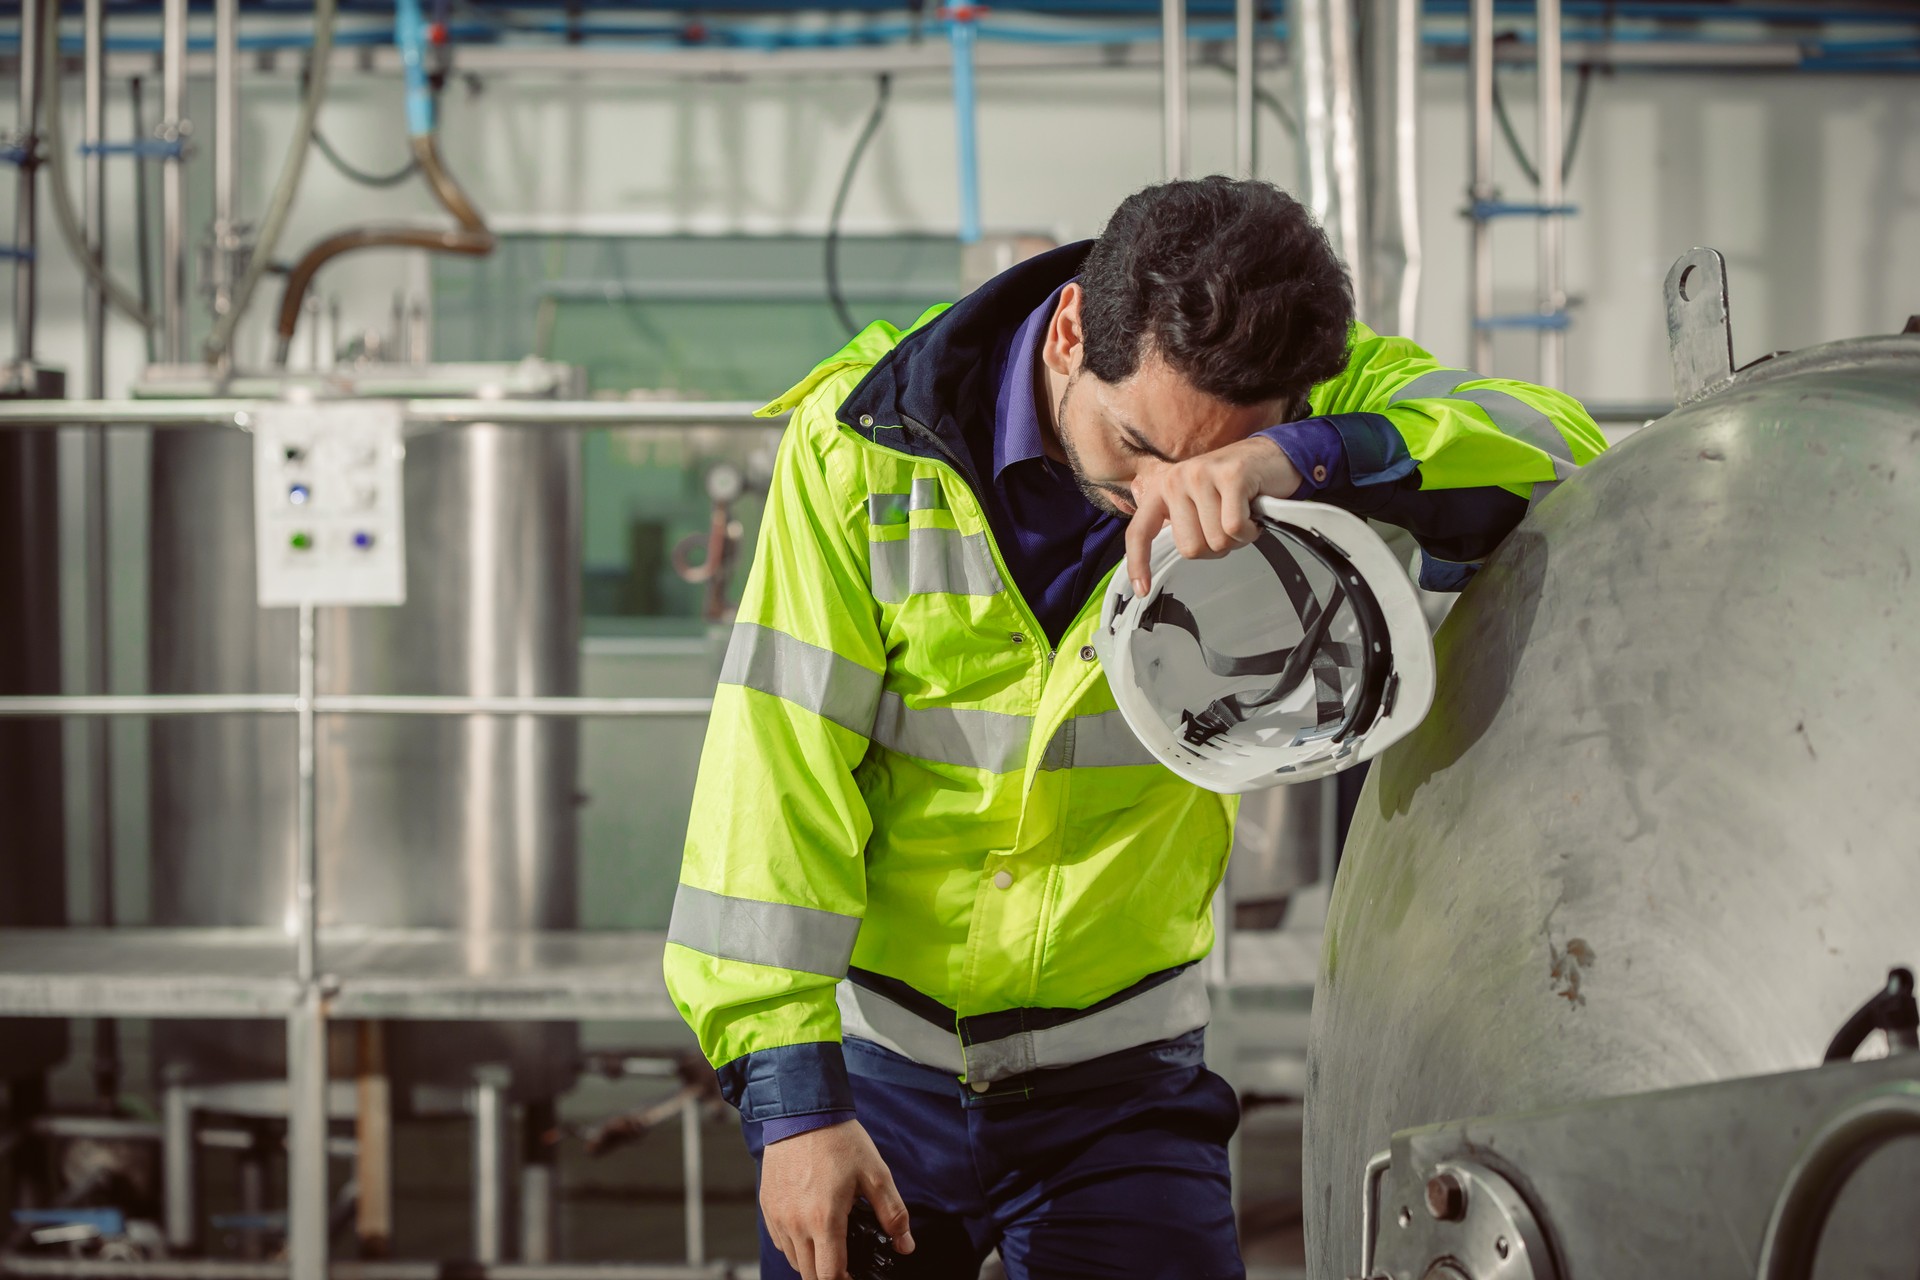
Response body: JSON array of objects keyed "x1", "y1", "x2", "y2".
[{"x1": 252, "y1": 401, "x2": 407, "y2": 607}]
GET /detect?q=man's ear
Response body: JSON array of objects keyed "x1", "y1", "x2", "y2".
[{"x1": 1041, "y1": 282, "x2": 1085, "y2": 378}]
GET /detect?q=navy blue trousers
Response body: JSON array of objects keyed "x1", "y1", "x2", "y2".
[{"x1": 744, "y1": 1038, "x2": 1244, "y2": 1280}]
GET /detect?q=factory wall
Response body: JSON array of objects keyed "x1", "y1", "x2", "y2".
[{"x1": 8, "y1": 53, "x2": 1919, "y2": 930}]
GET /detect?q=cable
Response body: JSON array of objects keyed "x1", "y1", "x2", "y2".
[
  {"x1": 38, "y1": 0, "x2": 156, "y2": 332},
  {"x1": 312, "y1": 125, "x2": 419, "y2": 188},
  {"x1": 1198, "y1": 54, "x2": 1299, "y2": 175},
  {"x1": 824, "y1": 72, "x2": 892, "y2": 340},
  {"x1": 1489, "y1": 56, "x2": 1594, "y2": 187},
  {"x1": 204, "y1": 0, "x2": 340, "y2": 366}
]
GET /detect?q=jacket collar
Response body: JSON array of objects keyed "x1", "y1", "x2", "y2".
[{"x1": 837, "y1": 240, "x2": 1093, "y2": 494}]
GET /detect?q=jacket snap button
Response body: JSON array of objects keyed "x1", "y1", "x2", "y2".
[
  {"x1": 859, "y1": 414, "x2": 874, "y2": 427},
  {"x1": 1080, "y1": 645, "x2": 1096, "y2": 661},
  {"x1": 992, "y1": 870, "x2": 1013, "y2": 890},
  {"x1": 1010, "y1": 632, "x2": 1026, "y2": 646},
  {"x1": 970, "y1": 1079, "x2": 991, "y2": 1093}
]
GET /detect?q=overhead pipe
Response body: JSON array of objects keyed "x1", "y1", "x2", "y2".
[{"x1": 270, "y1": 0, "x2": 494, "y2": 365}]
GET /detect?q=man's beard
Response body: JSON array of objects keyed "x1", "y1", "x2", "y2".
[{"x1": 1054, "y1": 373, "x2": 1135, "y2": 518}]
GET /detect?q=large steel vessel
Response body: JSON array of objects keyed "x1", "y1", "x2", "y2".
[
  {"x1": 1304, "y1": 327, "x2": 1920, "y2": 1277},
  {"x1": 146, "y1": 364, "x2": 582, "y2": 1100}
]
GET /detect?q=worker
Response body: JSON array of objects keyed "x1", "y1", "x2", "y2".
[{"x1": 664, "y1": 177, "x2": 1604, "y2": 1280}]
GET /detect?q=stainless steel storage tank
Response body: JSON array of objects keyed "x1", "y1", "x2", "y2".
[
  {"x1": 1303, "y1": 331, "x2": 1920, "y2": 1278},
  {"x1": 145, "y1": 364, "x2": 582, "y2": 1101},
  {"x1": 0, "y1": 369, "x2": 69, "y2": 1085}
]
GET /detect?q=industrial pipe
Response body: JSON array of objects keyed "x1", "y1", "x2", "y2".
[
  {"x1": 201, "y1": 0, "x2": 340, "y2": 367},
  {"x1": 13, "y1": 0, "x2": 42, "y2": 363},
  {"x1": 1537, "y1": 0, "x2": 1567, "y2": 385},
  {"x1": 37, "y1": 0, "x2": 156, "y2": 332},
  {"x1": 1468, "y1": 0, "x2": 1495, "y2": 370},
  {"x1": 1161, "y1": 0, "x2": 1188, "y2": 178},
  {"x1": 270, "y1": 0, "x2": 495, "y2": 365},
  {"x1": 270, "y1": 136, "x2": 494, "y2": 365},
  {"x1": 950, "y1": 9, "x2": 983, "y2": 245},
  {"x1": 160, "y1": 0, "x2": 186, "y2": 362},
  {"x1": 211, "y1": 0, "x2": 240, "y2": 344}
]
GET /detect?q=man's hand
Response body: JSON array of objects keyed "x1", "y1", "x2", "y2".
[
  {"x1": 760, "y1": 1119, "x2": 914, "y2": 1280},
  {"x1": 1124, "y1": 435, "x2": 1304, "y2": 596}
]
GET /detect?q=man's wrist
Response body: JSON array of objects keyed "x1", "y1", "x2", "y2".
[{"x1": 761, "y1": 1109, "x2": 857, "y2": 1146}]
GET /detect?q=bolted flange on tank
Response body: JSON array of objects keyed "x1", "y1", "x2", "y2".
[{"x1": 1304, "y1": 250, "x2": 1920, "y2": 1280}]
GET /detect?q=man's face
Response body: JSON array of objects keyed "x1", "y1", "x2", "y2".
[{"x1": 1039, "y1": 284, "x2": 1288, "y2": 517}]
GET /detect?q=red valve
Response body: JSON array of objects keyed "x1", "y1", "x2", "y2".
[{"x1": 428, "y1": 21, "x2": 448, "y2": 45}]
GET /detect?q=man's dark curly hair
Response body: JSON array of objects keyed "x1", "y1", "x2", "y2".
[{"x1": 1078, "y1": 177, "x2": 1354, "y2": 410}]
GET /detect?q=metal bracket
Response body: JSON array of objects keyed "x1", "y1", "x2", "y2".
[
  {"x1": 1665, "y1": 247, "x2": 1737, "y2": 406},
  {"x1": 1372, "y1": 1157, "x2": 1559, "y2": 1280}
]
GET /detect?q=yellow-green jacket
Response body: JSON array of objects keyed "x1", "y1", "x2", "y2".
[{"x1": 665, "y1": 244, "x2": 1605, "y2": 1122}]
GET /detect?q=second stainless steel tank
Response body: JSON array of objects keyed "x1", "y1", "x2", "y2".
[
  {"x1": 1303, "y1": 332, "x2": 1920, "y2": 1278},
  {"x1": 147, "y1": 365, "x2": 582, "y2": 1100}
]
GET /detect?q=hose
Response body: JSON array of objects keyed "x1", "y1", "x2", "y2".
[
  {"x1": 824, "y1": 73, "x2": 892, "y2": 339},
  {"x1": 38, "y1": 0, "x2": 155, "y2": 333},
  {"x1": 270, "y1": 132, "x2": 494, "y2": 365},
  {"x1": 202, "y1": 0, "x2": 340, "y2": 367}
]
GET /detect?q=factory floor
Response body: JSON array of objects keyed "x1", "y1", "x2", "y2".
[{"x1": 35, "y1": 1023, "x2": 1307, "y2": 1277}]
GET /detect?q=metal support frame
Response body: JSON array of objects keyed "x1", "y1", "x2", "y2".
[
  {"x1": 470, "y1": 1067, "x2": 512, "y2": 1266},
  {"x1": 680, "y1": 1095, "x2": 705, "y2": 1267}
]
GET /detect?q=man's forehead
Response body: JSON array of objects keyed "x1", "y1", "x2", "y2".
[{"x1": 1093, "y1": 351, "x2": 1280, "y2": 453}]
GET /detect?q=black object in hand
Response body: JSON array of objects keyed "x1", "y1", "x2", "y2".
[{"x1": 846, "y1": 1198, "x2": 902, "y2": 1278}]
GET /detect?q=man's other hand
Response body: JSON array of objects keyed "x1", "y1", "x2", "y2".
[
  {"x1": 1124, "y1": 435, "x2": 1304, "y2": 596},
  {"x1": 760, "y1": 1119, "x2": 915, "y2": 1280}
]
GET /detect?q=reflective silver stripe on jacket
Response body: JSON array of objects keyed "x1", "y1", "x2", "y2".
[
  {"x1": 837, "y1": 967, "x2": 1212, "y2": 1085},
  {"x1": 837, "y1": 983, "x2": 967, "y2": 1075},
  {"x1": 963, "y1": 966, "x2": 1212, "y2": 1082},
  {"x1": 1039, "y1": 709, "x2": 1161, "y2": 771},
  {"x1": 867, "y1": 477, "x2": 946, "y2": 527},
  {"x1": 869, "y1": 528, "x2": 1006, "y2": 604},
  {"x1": 870, "y1": 692, "x2": 1030, "y2": 773},
  {"x1": 1389, "y1": 369, "x2": 1580, "y2": 479},
  {"x1": 718, "y1": 623, "x2": 883, "y2": 737},
  {"x1": 668, "y1": 885, "x2": 861, "y2": 977}
]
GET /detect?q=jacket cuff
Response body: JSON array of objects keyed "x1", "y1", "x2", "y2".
[
  {"x1": 1256, "y1": 418, "x2": 1347, "y2": 496},
  {"x1": 714, "y1": 1041, "x2": 856, "y2": 1124},
  {"x1": 1322, "y1": 412, "x2": 1419, "y2": 487},
  {"x1": 760, "y1": 1109, "x2": 857, "y2": 1145}
]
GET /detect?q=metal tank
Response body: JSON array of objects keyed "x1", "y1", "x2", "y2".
[
  {"x1": 0, "y1": 368, "x2": 69, "y2": 1086},
  {"x1": 1304, "y1": 275, "x2": 1920, "y2": 1276},
  {"x1": 146, "y1": 363, "x2": 582, "y2": 1101}
]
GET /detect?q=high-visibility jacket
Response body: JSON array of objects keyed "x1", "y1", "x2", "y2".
[{"x1": 664, "y1": 244, "x2": 1606, "y2": 1123}]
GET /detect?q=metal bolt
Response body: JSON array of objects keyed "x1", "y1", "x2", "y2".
[
  {"x1": 1396, "y1": 1206, "x2": 1411, "y2": 1228},
  {"x1": 1496, "y1": 1236, "x2": 1511, "y2": 1260},
  {"x1": 1425, "y1": 1171, "x2": 1467, "y2": 1222}
]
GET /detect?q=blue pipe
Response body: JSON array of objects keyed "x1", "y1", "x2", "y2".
[
  {"x1": 394, "y1": 0, "x2": 435, "y2": 135},
  {"x1": 951, "y1": 10, "x2": 982, "y2": 246}
]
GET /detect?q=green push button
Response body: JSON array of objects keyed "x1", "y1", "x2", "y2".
[{"x1": 290, "y1": 531, "x2": 314, "y2": 552}]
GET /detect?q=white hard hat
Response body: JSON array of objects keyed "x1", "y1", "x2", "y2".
[{"x1": 1093, "y1": 497, "x2": 1437, "y2": 793}]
